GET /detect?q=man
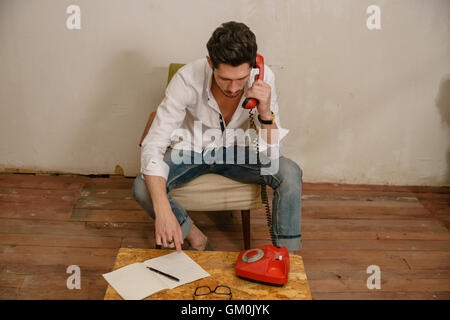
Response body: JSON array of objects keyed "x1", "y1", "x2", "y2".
[{"x1": 133, "y1": 21, "x2": 303, "y2": 252}]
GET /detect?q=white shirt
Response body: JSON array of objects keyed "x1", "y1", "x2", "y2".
[{"x1": 140, "y1": 58, "x2": 289, "y2": 180}]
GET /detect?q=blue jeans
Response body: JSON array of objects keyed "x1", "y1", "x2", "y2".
[{"x1": 132, "y1": 146, "x2": 303, "y2": 251}]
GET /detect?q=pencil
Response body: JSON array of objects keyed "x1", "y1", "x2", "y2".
[{"x1": 147, "y1": 267, "x2": 180, "y2": 282}]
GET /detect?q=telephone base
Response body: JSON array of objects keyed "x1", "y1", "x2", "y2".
[
  {"x1": 237, "y1": 276, "x2": 285, "y2": 287},
  {"x1": 235, "y1": 244, "x2": 290, "y2": 286}
]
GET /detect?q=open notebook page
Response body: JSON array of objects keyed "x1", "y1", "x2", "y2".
[
  {"x1": 144, "y1": 251, "x2": 211, "y2": 289},
  {"x1": 103, "y1": 251, "x2": 210, "y2": 300}
]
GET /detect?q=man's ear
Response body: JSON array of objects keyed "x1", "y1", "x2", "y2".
[{"x1": 206, "y1": 56, "x2": 213, "y2": 69}]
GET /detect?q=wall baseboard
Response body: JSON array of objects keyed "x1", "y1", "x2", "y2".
[{"x1": 0, "y1": 168, "x2": 133, "y2": 179}]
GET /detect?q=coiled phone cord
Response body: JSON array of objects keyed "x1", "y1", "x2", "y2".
[{"x1": 248, "y1": 109, "x2": 278, "y2": 247}]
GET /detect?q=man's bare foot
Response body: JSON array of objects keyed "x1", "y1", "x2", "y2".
[{"x1": 185, "y1": 224, "x2": 208, "y2": 250}]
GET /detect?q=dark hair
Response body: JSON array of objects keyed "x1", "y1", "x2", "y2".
[{"x1": 206, "y1": 21, "x2": 257, "y2": 69}]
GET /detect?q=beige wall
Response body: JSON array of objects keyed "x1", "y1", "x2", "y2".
[{"x1": 0, "y1": 0, "x2": 449, "y2": 186}]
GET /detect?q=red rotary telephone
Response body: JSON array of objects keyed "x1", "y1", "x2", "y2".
[
  {"x1": 236, "y1": 54, "x2": 290, "y2": 286},
  {"x1": 236, "y1": 245, "x2": 290, "y2": 286}
]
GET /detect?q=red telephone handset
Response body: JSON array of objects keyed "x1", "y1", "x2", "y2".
[{"x1": 242, "y1": 54, "x2": 264, "y2": 109}]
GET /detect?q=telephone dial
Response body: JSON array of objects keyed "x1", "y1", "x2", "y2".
[{"x1": 235, "y1": 54, "x2": 290, "y2": 286}]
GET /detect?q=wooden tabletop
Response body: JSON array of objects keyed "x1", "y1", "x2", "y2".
[{"x1": 104, "y1": 248, "x2": 312, "y2": 300}]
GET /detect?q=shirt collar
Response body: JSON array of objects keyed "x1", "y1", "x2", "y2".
[{"x1": 205, "y1": 62, "x2": 214, "y2": 101}]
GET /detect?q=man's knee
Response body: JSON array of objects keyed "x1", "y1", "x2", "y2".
[{"x1": 278, "y1": 157, "x2": 303, "y2": 188}]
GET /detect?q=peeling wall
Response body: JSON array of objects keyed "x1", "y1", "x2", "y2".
[{"x1": 0, "y1": 0, "x2": 449, "y2": 186}]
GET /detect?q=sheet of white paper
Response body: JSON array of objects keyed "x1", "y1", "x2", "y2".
[
  {"x1": 144, "y1": 251, "x2": 211, "y2": 289},
  {"x1": 102, "y1": 263, "x2": 166, "y2": 300},
  {"x1": 102, "y1": 251, "x2": 210, "y2": 300}
]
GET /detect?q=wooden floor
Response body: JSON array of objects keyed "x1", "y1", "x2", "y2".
[{"x1": 0, "y1": 172, "x2": 449, "y2": 300}]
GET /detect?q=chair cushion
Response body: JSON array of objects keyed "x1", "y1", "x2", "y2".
[{"x1": 168, "y1": 173, "x2": 262, "y2": 211}]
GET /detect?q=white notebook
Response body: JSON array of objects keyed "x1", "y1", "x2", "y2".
[{"x1": 103, "y1": 251, "x2": 210, "y2": 300}]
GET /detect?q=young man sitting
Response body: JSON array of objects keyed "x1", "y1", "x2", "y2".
[{"x1": 133, "y1": 21, "x2": 303, "y2": 253}]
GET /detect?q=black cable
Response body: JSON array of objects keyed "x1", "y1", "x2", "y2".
[{"x1": 249, "y1": 109, "x2": 278, "y2": 247}]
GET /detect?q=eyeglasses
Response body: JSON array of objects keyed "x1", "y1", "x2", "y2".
[{"x1": 193, "y1": 285, "x2": 232, "y2": 300}]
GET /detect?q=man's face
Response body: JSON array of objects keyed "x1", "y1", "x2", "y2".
[{"x1": 208, "y1": 57, "x2": 252, "y2": 98}]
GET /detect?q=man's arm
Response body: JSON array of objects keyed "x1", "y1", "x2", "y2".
[
  {"x1": 144, "y1": 175, "x2": 171, "y2": 212},
  {"x1": 140, "y1": 69, "x2": 193, "y2": 252},
  {"x1": 245, "y1": 65, "x2": 289, "y2": 154},
  {"x1": 144, "y1": 175, "x2": 183, "y2": 251}
]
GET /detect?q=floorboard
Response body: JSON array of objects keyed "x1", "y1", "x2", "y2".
[{"x1": 0, "y1": 173, "x2": 448, "y2": 300}]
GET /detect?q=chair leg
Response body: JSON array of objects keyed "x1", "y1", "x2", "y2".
[{"x1": 241, "y1": 210, "x2": 251, "y2": 250}]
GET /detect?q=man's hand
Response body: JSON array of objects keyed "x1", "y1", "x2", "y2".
[
  {"x1": 245, "y1": 76, "x2": 272, "y2": 119},
  {"x1": 155, "y1": 208, "x2": 183, "y2": 252}
]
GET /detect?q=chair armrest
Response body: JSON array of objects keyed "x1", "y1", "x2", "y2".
[{"x1": 139, "y1": 111, "x2": 156, "y2": 147}]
